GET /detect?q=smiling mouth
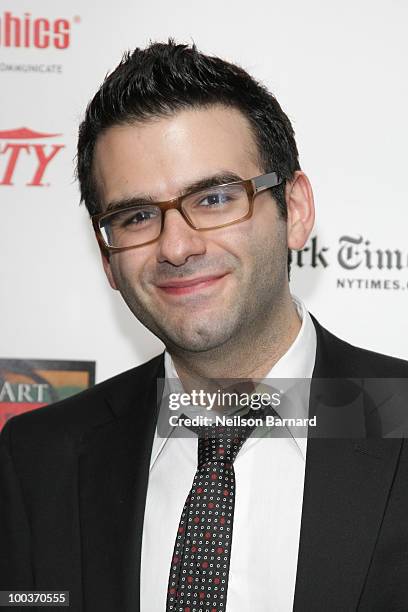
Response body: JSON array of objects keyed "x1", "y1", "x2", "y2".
[{"x1": 156, "y1": 273, "x2": 228, "y2": 295}]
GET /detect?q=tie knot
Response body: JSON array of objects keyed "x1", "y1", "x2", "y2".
[{"x1": 197, "y1": 421, "x2": 255, "y2": 467}]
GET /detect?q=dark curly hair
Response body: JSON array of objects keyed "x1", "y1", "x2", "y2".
[{"x1": 76, "y1": 39, "x2": 300, "y2": 222}]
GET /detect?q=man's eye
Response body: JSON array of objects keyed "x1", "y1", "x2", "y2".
[
  {"x1": 198, "y1": 192, "x2": 230, "y2": 207},
  {"x1": 120, "y1": 209, "x2": 158, "y2": 227},
  {"x1": 128, "y1": 211, "x2": 153, "y2": 223}
]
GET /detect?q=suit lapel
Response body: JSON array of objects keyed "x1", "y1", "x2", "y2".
[
  {"x1": 293, "y1": 320, "x2": 402, "y2": 610},
  {"x1": 78, "y1": 356, "x2": 164, "y2": 612}
]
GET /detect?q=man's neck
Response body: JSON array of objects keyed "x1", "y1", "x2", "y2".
[{"x1": 168, "y1": 298, "x2": 302, "y2": 392}]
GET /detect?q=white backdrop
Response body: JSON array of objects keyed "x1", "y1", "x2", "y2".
[{"x1": 1, "y1": 0, "x2": 407, "y2": 384}]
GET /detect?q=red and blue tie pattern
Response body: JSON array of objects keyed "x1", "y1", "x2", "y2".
[{"x1": 166, "y1": 418, "x2": 258, "y2": 612}]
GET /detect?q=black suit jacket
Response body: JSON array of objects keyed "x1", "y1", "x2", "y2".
[{"x1": 1, "y1": 317, "x2": 408, "y2": 612}]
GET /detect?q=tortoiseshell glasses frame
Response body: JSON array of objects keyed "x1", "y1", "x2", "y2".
[{"x1": 92, "y1": 171, "x2": 283, "y2": 255}]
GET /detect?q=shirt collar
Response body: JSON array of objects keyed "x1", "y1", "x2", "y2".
[{"x1": 152, "y1": 295, "x2": 316, "y2": 466}]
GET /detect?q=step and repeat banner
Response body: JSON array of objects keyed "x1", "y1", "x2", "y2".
[{"x1": 1, "y1": 0, "x2": 407, "y2": 426}]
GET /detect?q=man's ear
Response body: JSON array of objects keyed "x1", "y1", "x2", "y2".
[
  {"x1": 285, "y1": 171, "x2": 315, "y2": 250},
  {"x1": 101, "y1": 251, "x2": 119, "y2": 290}
]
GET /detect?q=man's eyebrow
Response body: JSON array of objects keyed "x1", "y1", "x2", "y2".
[
  {"x1": 182, "y1": 172, "x2": 244, "y2": 196},
  {"x1": 104, "y1": 172, "x2": 244, "y2": 213}
]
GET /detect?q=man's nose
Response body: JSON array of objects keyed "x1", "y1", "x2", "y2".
[{"x1": 156, "y1": 209, "x2": 207, "y2": 266}]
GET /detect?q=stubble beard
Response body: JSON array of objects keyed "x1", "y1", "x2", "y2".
[
  {"x1": 115, "y1": 230, "x2": 289, "y2": 360},
  {"x1": 118, "y1": 277, "x2": 244, "y2": 353}
]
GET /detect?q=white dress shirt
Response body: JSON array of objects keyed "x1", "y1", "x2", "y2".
[{"x1": 140, "y1": 296, "x2": 317, "y2": 611}]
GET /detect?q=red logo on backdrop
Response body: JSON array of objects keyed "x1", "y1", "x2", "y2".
[
  {"x1": 0, "y1": 128, "x2": 65, "y2": 187},
  {"x1": 0, "y1": 12, "x2": 74, "y2": 49}
]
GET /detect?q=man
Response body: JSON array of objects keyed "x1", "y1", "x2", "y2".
[{"x1": 1, "y1": 41, "x2": 408, "y2": 612}]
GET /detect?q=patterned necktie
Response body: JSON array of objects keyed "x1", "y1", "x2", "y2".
[{"x1": 166, "y1": 414, "x2": 259, "y2": 612}]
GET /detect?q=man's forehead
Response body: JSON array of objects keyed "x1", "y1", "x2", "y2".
[{"x1": 92, "y1": 105, "x2": 261, "y2": 207}]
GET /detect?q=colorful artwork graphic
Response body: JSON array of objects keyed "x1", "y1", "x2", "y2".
[{"x1": 0, "y1": 358, "x2": 95, "y2": 431}]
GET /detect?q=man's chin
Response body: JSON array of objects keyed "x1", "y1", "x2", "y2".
[{"x1": 161, "y1": 321, "x2": 235, "y2": 354}]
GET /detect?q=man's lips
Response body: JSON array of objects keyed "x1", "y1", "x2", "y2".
[{"x1": 156, "y1": 273, "x2": 228, "y2": 295}]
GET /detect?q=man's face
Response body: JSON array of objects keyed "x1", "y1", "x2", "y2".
[{"x1": 93, "y1": 105, "x2": 290, "y2": 353}]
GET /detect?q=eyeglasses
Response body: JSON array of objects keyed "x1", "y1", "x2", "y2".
[{"x1": 92, "y1": 171, "x2": 282, "y2": 254}]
